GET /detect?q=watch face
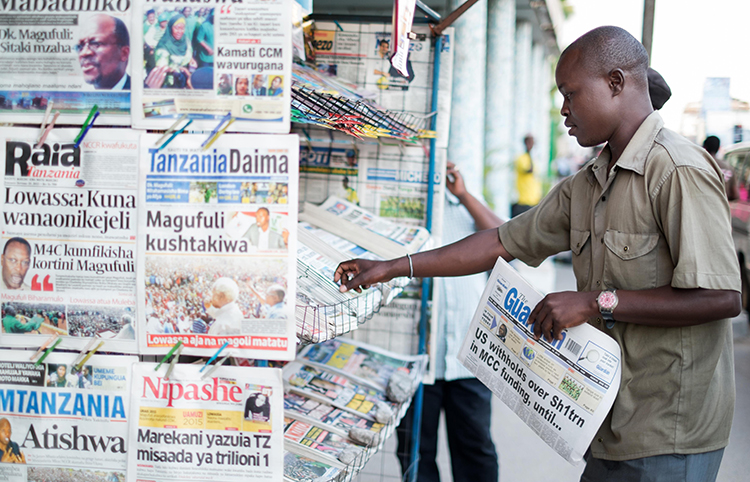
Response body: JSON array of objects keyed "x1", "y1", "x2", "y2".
[{"x1": 599, "y1": 291, "x2": 617, "y2": 310}]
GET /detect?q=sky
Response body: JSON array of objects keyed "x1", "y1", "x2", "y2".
[{"x1": 558, "y1": 0, "x2": 750, "y2": 133}]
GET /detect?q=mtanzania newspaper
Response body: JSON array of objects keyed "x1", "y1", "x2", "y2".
[{"x1": 458, "y1": 258, "x2": 622, "y2": 464}]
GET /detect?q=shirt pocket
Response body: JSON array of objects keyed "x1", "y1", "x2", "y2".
[
  {"x1": 570, "y1": 229, "x2": 591, "y2": 290},
  {"x1": 603, "y1": 231, "x2": 660, "y2": 290}
]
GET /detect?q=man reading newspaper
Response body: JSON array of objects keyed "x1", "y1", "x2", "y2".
[{"x1": 335, "y1": 26, "x2": 740, "y2": 482}]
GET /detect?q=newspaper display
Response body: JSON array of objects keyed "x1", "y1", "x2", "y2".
[
  {"x1": 0, "y1": 350, "x2": 136, "y2": 482},
  {"x1": 282, "y1": 361, "x2": 399, "y2": 423},
  {"x1": 0, "y1": 2, "x2": 132, "y2": 125},
  {"x1": 283, "y1": 391, "x2": 384, "y2": 438},
  {"x1": 127, "y1": 363, "x2": 283, "y2": 482},
  {"x1": 1, "y1": 127, "x2": 139, "y2": 354},
  {"x1": 297, "y1": 338, "x2": 427, "y2": 392},
  {"x1": 283, "y1": 416, "x2": 363, "y2": 466},
  {"x1": 458, "y1": 258, "x2": 622, "y2": 464},
  {"x1": 136, "y1": 132, "x2": 298, "y2": 360},
  {"x1": 283, "y1": 449, "x2": 343, "y2": 482},
  {"x1": 298, "y1": 130, "x2": 361, "y2": 206},
  {"x1": 131, "y1": 0, "x2": 291, "y2": 133}
]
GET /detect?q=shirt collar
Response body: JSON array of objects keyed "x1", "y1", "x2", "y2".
[
  {"x1": 112, "y1": 72, "x2": 128, "y2": 91},
  {"x1": 586, "y1": 110, "x2": 664, "y2": 182}
]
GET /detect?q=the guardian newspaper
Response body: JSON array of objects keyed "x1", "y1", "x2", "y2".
[
  {"x1": 127, "y1": 363, "x2": 283, "y2": 482},
  {"x1": 1, "y1": 127, "x2": 139, "y2": 354},
  {"x1": 0, "y1": 0, "x2": 132, "y2": 125},
  {"x1": 458, "y1": 258, "x2": 622, "y2": 464},
  {"x1": 131, "y1": 0, "x2": 291, "y2": 133},
  {"x1": 0, "y1": 351, "x2": 136, "y2": 482},
  {"x1": 136, "y1": 132, "x2": 297, "y2": 360}
]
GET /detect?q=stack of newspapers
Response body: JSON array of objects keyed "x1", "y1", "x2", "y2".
[
  {"x1": 282, "y1": 339, "x2": 428, "y2": 482},
  {"x1": 295, "y1": 197, "x2": 431, "y2": 343}
]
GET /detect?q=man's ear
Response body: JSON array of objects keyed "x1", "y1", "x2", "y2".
[{"x1": 608, "y1": 68, "x2": 625, "y2": 96}]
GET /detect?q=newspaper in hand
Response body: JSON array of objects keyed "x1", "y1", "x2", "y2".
[
  {"x1": 127, "y1": 363, "x2": 283, "y2": 482},
  {"x1": 1, "y1": 127, "x2": 139, "y2": 354},
  {"x1": 131, "y1": 0, "x2": 291, "y2": 133},
  {"x1": 458, "y1": 257, "x2": 622, "y2": 464},
  {"x1": 0, "y1": 351, "x2": 136, "y2": 482},
  {"x1": 0, "y1": 4, "x2": 132, "y2": 125}
]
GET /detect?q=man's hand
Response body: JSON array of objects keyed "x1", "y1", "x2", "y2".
[
  {"x1": 446, "y1": 162, "x2": 467, "y2": 198},
  {"x1": 145, "y1": 65, "x2": 169, "y2": 89},
  {"x1": 526, "y1": 291, "x2": 597, "y2": 342},
  {"x1": 0, "y1": 448, "x2": 25, "y2": 463},
  {"x1": 334, "y1": 259, "x2": 397, "y2": 293}
]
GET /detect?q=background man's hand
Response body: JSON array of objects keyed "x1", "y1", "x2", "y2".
[
  {"x1": 446, "y1": 161, "x2": 467, "y2": 198},
  {"x1": 526, "y1": 291, "x2": 598, "y2": 342}
]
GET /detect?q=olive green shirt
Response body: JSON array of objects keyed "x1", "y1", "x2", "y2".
[{"x1": 498, "y1": 112, "x2": 740, "y2": 460}]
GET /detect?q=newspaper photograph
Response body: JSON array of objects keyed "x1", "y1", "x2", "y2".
[
  {"x1": 283, "y1": 392, "x2": 384, "y2": 437},
  {"x1": 131, "y1": 0, "x2": 291, "y2": 133},
  {"x1": 0, "y1": 3, "x2": 132, "y2": 125},
  {"x1": 298, "y1": 133, "x2": 361, "y2": 206},
  {"x1": 127, "y1": 363, "x2": 283, "y2": 482},
  {"x1": 1, "y1": 127, "x2": 139, "y2": 354},
  {"x1": 297, "y1": 338, "x2": 427, "y2": 392},
  {"x1": 283, "y1": 362, "x2": 399, "y2": 423},
  {"x1": 0, "y1": 350, "x2": 136, "y2": 482},
  {"x1": 283, "y1": 449, "x2": 343, "y2": 482},
  {"x1": 136, "y1": 132, "x2": 298, "y2": 360},
  {"x1": 457, "y1": 258, "x2": 622, "y2": 464}
]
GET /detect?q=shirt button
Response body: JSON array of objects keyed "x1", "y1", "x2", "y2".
[
  {"x1": 576, "y1": 242, "x2": 580, "y2": 248},
  {"x1": 596, "y1": 280, "x2": 600, "y2": 286},
  {"x1": 601, "y1": 238, "x2": 604, "y2": 244},
  {"x1": 597, "y1": 438, "x2": 603, "y2": 443},
  {"x1": 601, "y1": 196, "x2": 606, "y2": 201},
  {"x1": 623, "y1": 246, "x2": 629, "y2": 252},
  {"x1": 596, "y1": 317, "x2": 602, "y2": 324}
]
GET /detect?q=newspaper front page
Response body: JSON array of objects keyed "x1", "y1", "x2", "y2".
[
  {"x1": 136, "y1": 132, "x2": 298, "y2": 360},
  {"x1": 458, "y1": 258, "x2": 622, "y2": 464},
  {"x1": 0, "y1": 351, "x2": 136, "y2": 482},
  {"x1": 1, "y1": 127, "x2": 139, "y2": 354},
  {"x1": 131, "y1": 0, "x2": 291, "y2": 133},
  {"x1": 127, "y1": 363, "x2": 283, "y2": 482},
  {"x1": 0, "y1": 2, "x2": 132, "y2": 125}
]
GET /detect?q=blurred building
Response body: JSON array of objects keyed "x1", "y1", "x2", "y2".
[{"x1": 680, "y1": 77, "x2": 750, "y2": 149}]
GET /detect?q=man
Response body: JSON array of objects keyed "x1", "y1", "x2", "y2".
[
  {"x1": 342, "y1": 176, "x2": 359, "y2": 205},
  {"x1": 0, "y1": 418, "x2": 25, "y2": 464},
  {"x1": 249, "y1": 285, "x2": 286, "y2": 319},
  {"x1": 243, "y1": 208, "x2": 286, "y2": 250},
  {"x1": 703, "y1": 135, "x2": 739, "y2": 201},
  {"x1": 251, "y1": 75, "x2": 267, "y2": 96},
  {"x1": 397, "y1": 162, "x2": 502, "y2": 482},
  {"x1": 2, "y1": 238, "x2": 31, "y2": 290},
  {"x1": 2, "y1": 305, "x2": 41, "y2": 334},
  {"x1": 244, "y1": 393, "x2": 271, "y2": 421},
  {"x1": 336, "y1": 26, "x2": 740, "y2": 482},
  {"x1": 206, "y1": 278, "x2": 243, "y2": 335},
  {"x1": 512, "y1": 134, "x2": 542, "y2": 217},
  {"x1": 115, "y1": 313, "x2": 135, "y2": 339},
  {"x1": 195, "y1": 9, "x2": 214, "y2": 68},
  {"x1": 77, "y1": 14, "x2": 130, "y2": 90},
  {"x1": 47, "y1": 364, "x2": 75, "y2": 388}
]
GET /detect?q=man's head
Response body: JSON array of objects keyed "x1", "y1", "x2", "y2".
[
  {"x1": 252, "y1": 75, "x2": 264, "y2": 89},
  {"x1": 211, "y1": 278, "x2": 239, "y2": 308},
  {"x1": 524, "y1": 135, "x2": 534, "y2": 152},
  {"x1": 146, "y1": 10, "x2": 155, "y2": 24},
  {"x1": 556, "y1": 26, "x2": 650, "y2": 148},
  {"x1": 0, "y1": 418, "x2": 11, "y2": 446},
  {"x1": 120, "y1": 313, "x2": 133, "y2": 327},
  {"x1": 378, "y1": 39, "x2": 390, "y2": 59},
  {"x1": 703, "y1": 135, "x2": 721, "y2": 157},
  {"x1": 2, "y1": 238, "x2": 31, "y2": 290},
  {"x1": 266, "y1": 285, "x2": 285, "y2": 306},
  {"x1": 255, "y1": 207, "x2": 270, "y2": 231},
  {"x1": 236, "y1": 76, "x2": 249, "y2": 95},
  {"x1": 255, "y1": 394, "x2": 267, "y2": 406},
  {"x1": 647, "y1": 67, "x2": 671, "y2": 110},
  {"x1": 77, "y1": 14, "x2": 130, "y2": 89},
  {"x1": 4, "y1": 305, "x2": 16, "y2": 317},
  {"x1": 182, "y1": 7, "x2": 192, "y2": 17},
  {"x1": 342, "y1": 176, "x2": 350, "y2": 189},
  {"x1": 498, "y1": 324, "x2": 507, "y2": 338}
]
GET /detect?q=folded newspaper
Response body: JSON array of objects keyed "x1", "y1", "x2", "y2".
[{"x1": 458, "y1": 258, "x2": 622, "y2": 464}]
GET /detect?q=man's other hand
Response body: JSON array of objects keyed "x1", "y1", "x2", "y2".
[{"x1": 334, "y1": 259, "x2": 396, "y2": 293}]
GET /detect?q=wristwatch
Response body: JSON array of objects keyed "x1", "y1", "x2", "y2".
[{"x1": 596, "y1": 289, "x2": 618, "y2": 329}]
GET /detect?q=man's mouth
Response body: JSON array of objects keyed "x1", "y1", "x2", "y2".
[{"x1": 80, "y1": 62, "x2": 98, "y2": 74}]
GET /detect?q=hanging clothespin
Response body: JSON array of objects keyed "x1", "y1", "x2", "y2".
[
  {"x1": 36, "y1": 111, "x2": 60, "y2": 149},
  {"x1": 34, "y1": 337, "x2": 62, "y2": 366},
  {"x1": 74, "y1": 105, "x2": 99, "y2": 146},
  {"x1": 36, "y1": 101, "x2": 54, "y2": 143},
  {"x1": 74, "y1": 111, "x2": 99, "y2": 149},
  {"x1": 155, "y1": 340, "x2": 184, "y2": 371},
  {"x1": 154, "y1": 114, "x2": 189, "y2": 147},
  {"x1": 158, "y1": 119, "x2": 193, "y2": 151},
  {"x1": 202, "y1": 118, "x2": 235, "y2": 151},
  {"x1": 200, "y1": 341, "x2": 229, "y2": 372},
  {"x1": 72, "y1": 338, "x2": 99, "y2": 367},
  {"x1": 30, "y1": 334, "x2": 59, "y2": 361},
  {"x1": 200, "y1": 353, "x2": 230, "y2": 380},
  {"x1": 201, "y1": 112, "x2": 232, "y2": 149},
  {"x1": 75, "y1": 341, "x2": 104, "y2": 372},
  {"x1": 163, "y1": 343, "x2": 184, "y2": 381}
]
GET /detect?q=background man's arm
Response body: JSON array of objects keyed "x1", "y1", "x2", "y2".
[{"x1": 447, "y1": 162, "x2": 503, "y2": 230}]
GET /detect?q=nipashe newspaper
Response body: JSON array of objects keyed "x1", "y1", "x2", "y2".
[{"x1": 458, "y1": 258, "x2": 622, "y2": 464}]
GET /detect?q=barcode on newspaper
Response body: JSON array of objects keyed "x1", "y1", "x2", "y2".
[{"x1": 564, "y1": 338, "x2": 582, "y2": 357}]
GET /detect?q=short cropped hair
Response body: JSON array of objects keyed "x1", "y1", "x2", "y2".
[
  {"x1": 112, "y1": 16, "x2": 130, "y2": 47},
  {"x1": 703, "y1": 135, "x2": 721, "y2": 156},
  {"x1": 3, "y1": 237, "x2": 31, "y2": 256},
  {"x1": 212, "y1": 278, "x2": 240, "y2": 303}
]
